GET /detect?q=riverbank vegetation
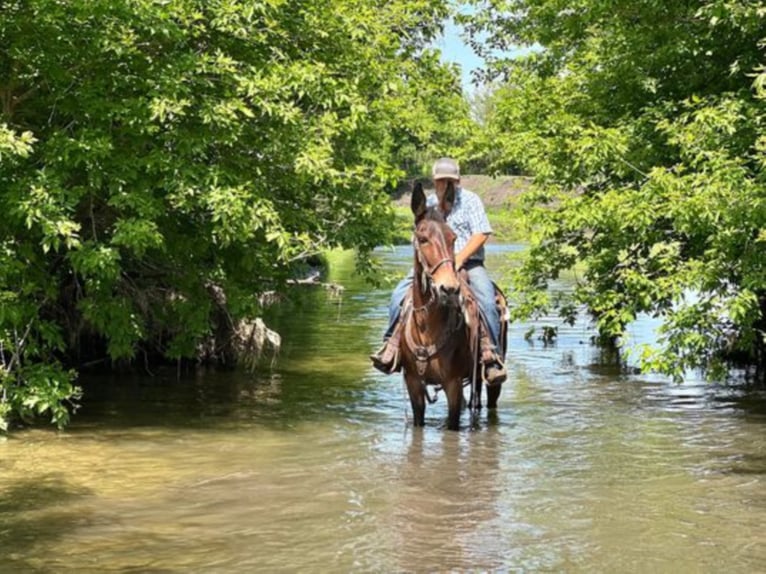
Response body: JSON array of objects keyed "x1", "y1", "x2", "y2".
[
  {"x1": 461, "y1": 0, "x2": 766, "y2": 382},
  {"x1": 0, "y1": 0, "x2": 470, "y2": 430}
]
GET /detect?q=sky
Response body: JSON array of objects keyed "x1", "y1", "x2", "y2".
[
  {"x1": 435, "y1": 14, "x2": 537, "y2": 95},
  {"x1": 435, "y1": 18, "x2": 484, "y2": 94}
]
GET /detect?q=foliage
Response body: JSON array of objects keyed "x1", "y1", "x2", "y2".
[
  {"x1": 463, "y1": 0, "x2": 766, "y2": 380},
  {"x1": 0, "y1": 0, "x2": 467, "y2": 429},
  {"x1": 386, "y1": 52, "x2": 476, "y2": 178}
]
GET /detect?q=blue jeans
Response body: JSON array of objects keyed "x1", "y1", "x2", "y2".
[{"x1": 384, "y1": 262, "x2": 501, "y2": 349}]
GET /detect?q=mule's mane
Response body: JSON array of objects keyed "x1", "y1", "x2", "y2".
[{"x1": 423, "y1": 206, "x2": 446, "y2": 223}]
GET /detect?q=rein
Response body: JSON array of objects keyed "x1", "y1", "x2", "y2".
[{"x1": 423, "y1": 256, "x2": 454, "y2": 276}]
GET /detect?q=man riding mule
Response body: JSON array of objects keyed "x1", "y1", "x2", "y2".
[{"x1": 370, "y1": 157, "x2": 507, "y2": 387}]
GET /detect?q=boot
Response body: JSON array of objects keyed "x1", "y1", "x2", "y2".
[
  {"x1": 480, "y1": 334, "x2": 507, "y2": 387},
  {"x1": 370, "y1": 319, "x2": 403, "y2": 375},
  {"x1": 369, "y1": 340, "x2": 400, "y2": 374}
]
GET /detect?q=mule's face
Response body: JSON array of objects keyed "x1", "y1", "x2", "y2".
[
  {"x1": 414, "y1": 218, "x2": 460, "y2": 298},
  {"x1": 411, "y1": 182, "x2": 460, "y2": 302}
]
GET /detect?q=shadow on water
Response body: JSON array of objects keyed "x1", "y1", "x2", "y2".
[
  {"x1": 70, "y1": 250, "x2": 397, "y2": 433},
  {"x1": 74, "y1": 367, "x2": 381, "y2": 433},
  {"x1": 0, "y1": 477, "x2": 94, "y2": 572}
]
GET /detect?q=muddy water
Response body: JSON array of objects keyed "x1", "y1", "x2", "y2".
[{"x1": 1, "y1": 246, "x2": 765, "y2": 572}]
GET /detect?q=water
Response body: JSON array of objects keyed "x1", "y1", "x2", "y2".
[{"x1": 1, "y1": 246, "x2": 765, "y2": 572}]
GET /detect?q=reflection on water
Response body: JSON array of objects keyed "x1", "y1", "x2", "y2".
[{"x1": 1, "y1": 247, "x2": 766, "y2": 572}]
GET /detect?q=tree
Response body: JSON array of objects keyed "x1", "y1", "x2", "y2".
[
  {"x1": 0, "y1": 0, "x2": 466, "y2": 429},
  {"x1": 463, "y1": 0, "x2": 766, "y2": 381}
]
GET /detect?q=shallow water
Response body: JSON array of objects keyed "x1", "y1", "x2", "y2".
[{"x1": 1, "y1": 246, "x2": 765, "y2": 572}]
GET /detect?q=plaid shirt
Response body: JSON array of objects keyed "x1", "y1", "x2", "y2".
[{"x1": 427, "y1": 187, "x2": 492, "y2": 262}]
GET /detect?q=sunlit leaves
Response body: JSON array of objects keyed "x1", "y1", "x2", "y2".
[
  {"x1": 0, "y1": 0, "x2": 463, "y2": 429},
  {"x1": 467, "y1": 0, "x2": 766, "y2": 380},
  {"x1": 0, "y1": 124, "x2": 36, "y2": 162}
]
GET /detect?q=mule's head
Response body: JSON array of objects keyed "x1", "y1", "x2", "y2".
[{"x1": 411, "y1": 181, "x2": 460, "y2": 303}]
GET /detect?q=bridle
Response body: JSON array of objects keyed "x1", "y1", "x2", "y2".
[
  {"x1": 415, "y1": 246, "x2": 454, "y2": 278},
  {"x1": 411, "y1": 221, "x2": 457, "y2": 303}
]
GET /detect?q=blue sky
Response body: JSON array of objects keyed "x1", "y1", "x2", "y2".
[
  {"x1": 435, "y1": 15, "x2": 537, "y2": 94},
  {"x1": 435, "y1": 18, "x2": 484, "y2": 93}
]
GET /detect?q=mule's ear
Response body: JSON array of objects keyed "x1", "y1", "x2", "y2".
[
  {"x1": 411, "y1": 182, "x2": 426, "y2": 221},
  {"x1": 444, "y1": 180, "x2": 456, "y2": 212}
]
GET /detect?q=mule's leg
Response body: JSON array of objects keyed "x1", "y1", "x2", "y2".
[
  {"x1": 404, "y1": 372, "x2": 426, "y2": 427},
  {"x1": 467, "y1": 378, "x2": 483, "y2": 410},
  {"x1": 472, "y1": 359, "x2": 483, "y2": 411},
  {"x1": 445, "y1": 379, "x2": 464, "y2": 431}
]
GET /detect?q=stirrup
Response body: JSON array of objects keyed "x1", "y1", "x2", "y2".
[
  {"x1": 483, "y1": 360, "x2": 507, "y2": 387},
  {"x1": 370, "y1": 342, "x2": 400, "y2": 374}
]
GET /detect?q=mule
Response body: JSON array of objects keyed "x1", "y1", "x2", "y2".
[{"x1": 399, "y1": 182, "x2": 506, "y2": 430}]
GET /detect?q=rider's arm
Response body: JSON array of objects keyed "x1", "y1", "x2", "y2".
[{"x1": 456, "y1": 233, "x2": 490, "y2": 270}]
